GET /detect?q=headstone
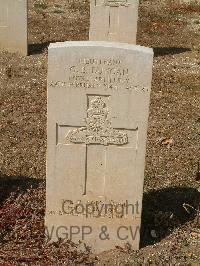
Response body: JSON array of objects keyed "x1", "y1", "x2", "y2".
[
  {"x1": 46, "y1": 41, "x2": 153, "y2": 252},
  {"x1": 0, "y1": 0, "x2": 27, "y2": 55},
  {"x1": 89, "y1": 0, "x2": 139, "y2": 44},
  {"x1": 179, "y1": 0, "x2": 200, "y2": 3},
  {"x1": 172, "y1": 0, "x2": 200, "y2": 5}
]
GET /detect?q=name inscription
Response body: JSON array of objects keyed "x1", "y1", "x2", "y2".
[{"x1": 49, "y1": 58, "x2": 149, "y2": 92}]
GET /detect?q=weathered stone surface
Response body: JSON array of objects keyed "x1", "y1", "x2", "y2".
[
  {"x1": 179, "y1": 0, "x2": 200, "y2": 3},
  {"x1": 46, "y1": 41, "x2": 153, "y2": 253},
  {"x1": 89, "y1": 0, "x2": 139, "y2": 44},
  {"x1": 0, "y1": 0, "x2": 27, "y2": 55}
]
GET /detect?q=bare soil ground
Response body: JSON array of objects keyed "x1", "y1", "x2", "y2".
[{"x1": 0, "y1": 0, "x2": 200, "y2": 265}]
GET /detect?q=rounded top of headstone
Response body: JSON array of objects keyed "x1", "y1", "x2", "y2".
[{"x1": 49, "y1": 41, "x2": 153, "y2": 55}]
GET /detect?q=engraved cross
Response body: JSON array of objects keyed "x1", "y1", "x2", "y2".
[
  {"x1": 65, "y1": 96, "x2": 138, "y2": 197},
  {"x1": 95, "y1": 0, "x2": 130, "y2": 39},
  {"x1": 0, "y1": 6, "x2": 8, "y2": 28}
]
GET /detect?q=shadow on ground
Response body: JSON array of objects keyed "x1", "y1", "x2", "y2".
[
  {"x1": 28, "y1": 42, "x2": 52, "y2": 55},
  {"x1": 140, "y1": 186, "x2": 200, "y2": 248},
  {"x1": 153, "y1": 47, "x2": 191, "y2": 57},
  {"x1": 29, "y1": 43, "x2": 192, "y2": 57},
  {"x1": 1, "y1": 175, "x2": 199, "y2": 249},
  {"x1": 0, "y1": 174, "x2": 43, "y2": 207},
  {"x1": 28, "y1": 35, "x2": 85, "y2": 54}
]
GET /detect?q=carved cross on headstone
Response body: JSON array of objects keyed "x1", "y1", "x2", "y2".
[
  {"x1": 65, "y1": 95, "x2": 138, "y2": 196},
  {"x1": 104, "y1": 0, "x2": 131, "y2": 39},
  {"x1": 0, "y1": 6, "x2": 8, "y2": 28},
  {"x1": 90, "y1": 0, "x2": 139, "y2": 43}
]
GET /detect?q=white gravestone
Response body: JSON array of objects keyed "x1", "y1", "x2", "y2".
[
  {"x1": 46, "y1": 41, "x2": 153, "y2": 253},
  {"x1": 89, "y1": 0, "x2": 139, "y2": 44},
  {"x1": 0, "y1": 0, "x2": 27, "y2": 55}
]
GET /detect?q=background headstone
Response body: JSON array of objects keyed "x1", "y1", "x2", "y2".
[
  {"x1": 46, "y1": 41, "x2": 153, "y2": 252},
  {"x1": 0, "y1": 0, "x2": 27, "y2": 55},
  {"x1": 89, "y1": 0, "x2": 139, "y2": 44}
]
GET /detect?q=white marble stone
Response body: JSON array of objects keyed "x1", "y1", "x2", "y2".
[
  {"x1": 89, "y1": 0, "x2": 139, "y2": 44},
  {"x1": 0, "y1": 0, "x2": 27, "y2": 55},
  {"x1": 179, "y1": 0, "x2": 200, "y2": 3},
  {"x1": 46, "y1": 41, "x2": 153, "y2": 253}
]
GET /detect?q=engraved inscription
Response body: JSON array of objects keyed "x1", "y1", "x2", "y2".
[
  {"x1": 105, "y1": 0, "x2": 130, "y2": 7},
  {"x1": 49, "y1": 57, "x2": 149, "y2": 92},
  {"x1": 68, "y1": 58, "x2": 131, "y2": 90},
  {"x1": 66, "y1": 96, "x2": 128, "y2": 145}
]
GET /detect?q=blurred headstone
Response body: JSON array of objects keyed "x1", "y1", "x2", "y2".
[
  {"x1": 89, "y1": 0, "x2": 139, "y2": 44},
  {"x1": 0, "y1": 0, "x2": 27, "y2": 55}
]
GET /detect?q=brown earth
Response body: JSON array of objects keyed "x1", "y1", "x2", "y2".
[{"x1": 0, "y1": 0, "x2": 200, "y2": 265}]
